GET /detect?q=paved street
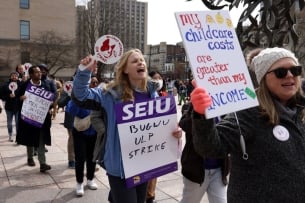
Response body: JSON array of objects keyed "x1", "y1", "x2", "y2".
[{"x1": 0, "y1": 98, "x2": 209, "y2": 203}]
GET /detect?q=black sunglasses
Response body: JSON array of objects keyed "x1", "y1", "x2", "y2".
[{"x1": 266, "y1": 65, "x2": 303, "y2": 78}]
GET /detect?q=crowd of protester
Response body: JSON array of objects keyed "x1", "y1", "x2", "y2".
[{"x1": 1, "y1": 46, "x2": 305, "y2": 202}]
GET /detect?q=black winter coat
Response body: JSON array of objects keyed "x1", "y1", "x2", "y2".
[{"x1": 179, "y1": 103, "x2": 230, "y2": 185}]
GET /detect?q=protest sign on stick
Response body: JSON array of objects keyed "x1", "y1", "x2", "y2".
[
  {"x1": 8, "y1": 82, "x2": 18, "y2": 95},
  {"x1": 23, "y1": 63, "x2": 32, "y2": 77},
  {"x1": 115, "y1": 96, "x2": 178, "y2": 188},
  {"x1": 63, "y1": 81, "x2": 73, "y2": 96},
  {"x1": 80, "y1": 34, "x2": 124, "y2": 70},
  {"x1": 175, "y1": 10, "x2": 259, "y2": 118}
]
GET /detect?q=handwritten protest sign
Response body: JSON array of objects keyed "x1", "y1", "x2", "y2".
[
  {"x1": 21, "y1": 83, "x2": 55, "y2": 127},
  {"x1": 116, "y1": 96, "x2": 178, "y2": 188},
  {"x1": 175, "y1": 10, "x2": 259, "y2": 118}
]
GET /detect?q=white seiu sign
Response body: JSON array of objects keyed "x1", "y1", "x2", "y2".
[{"x1": 175, "y1": 10, "x2": 259, "y2": 118}]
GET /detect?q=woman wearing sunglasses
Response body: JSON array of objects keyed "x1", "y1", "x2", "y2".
[{"x1": 190, "y1": 47, "x2": 305, "y2": 202}]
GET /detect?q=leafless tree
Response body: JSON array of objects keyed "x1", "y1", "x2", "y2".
[
  {"x1": 23, "y1": 31, "x2": 77, "y2": 75},
  {"x1": 77, "y1": 3, "x2": 100, "y2": 56},
  {"x1": 77, "y1": 1, "x2": 112, "y2": 81},
  {"x1": 0, "y1": 48, "x2": 15, "y2": 69},
  {"x1": 85, "y1": 0, "x2": 125, "y2": 81}
]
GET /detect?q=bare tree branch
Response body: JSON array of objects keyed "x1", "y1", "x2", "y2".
[{"x1": 26, "y1": 31, "x2": 77, "y2": 75}]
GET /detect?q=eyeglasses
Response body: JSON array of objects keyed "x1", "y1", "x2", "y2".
[{"x1": 266, "y1": 65, "x2": 303, "y2": 78}]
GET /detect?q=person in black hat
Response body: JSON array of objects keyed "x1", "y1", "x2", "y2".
[{"x1": 16, "y1": 65, "x2": 56, "y2": 172}]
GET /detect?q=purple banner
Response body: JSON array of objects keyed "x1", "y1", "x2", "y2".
[
  {"x1": 115, "y1": 95, "x2": 177, "y2": 124},
  {"x1": 21, "y1": 116, "x2": 45, "y2": 128},
  {"x1": 125, "y1": 162, "x2": 178, "y2": 188}
]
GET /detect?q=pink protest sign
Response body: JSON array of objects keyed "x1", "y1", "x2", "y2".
[
  {"x1": 79, "y1": 35, "x2": 124, "y2": 70},
  {"x1": 175, "y1": 10, "x2": 259, "y2": 118}
]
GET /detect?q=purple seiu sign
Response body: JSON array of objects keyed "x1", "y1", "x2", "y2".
[
  {"x1": 21, "y1": 83, "x2": 55, "y2": 128},
  {"x1": 115, "y1": 95, "x2": 178, "y2": 188}
]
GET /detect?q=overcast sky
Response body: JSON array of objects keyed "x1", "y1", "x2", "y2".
[
  {"x1": 141, "y1": 0, "x2": 244, "y2": 45},
  {"x1": 75, "y1": 0, "x2": 243, "y2": 45}
]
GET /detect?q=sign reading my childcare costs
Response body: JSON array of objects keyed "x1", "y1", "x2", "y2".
[
  {"x1": 175, "y1": 10, "x2": 259, "y2": 118},
  {"x1": 115, "y1": 96, "x2": 178, "y2": 188},
  {"x1": 21, "y1": 83, "x2": 55, "y2": 128}
]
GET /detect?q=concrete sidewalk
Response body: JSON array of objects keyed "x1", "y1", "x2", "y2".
[{"x1": 0, "y1": 100, "x2": 209, "y2": 203}]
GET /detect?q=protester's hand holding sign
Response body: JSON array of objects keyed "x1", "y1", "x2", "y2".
[
  {"x1": 20, "y1": 95, "x2": 27, "y2": 101},
  {"x1": 79, "y1": 55, "x2": 97, "y2": 72},
  {"x1": 190, "y1": 80, "x2": 212, "y2": 115},
  {"x1": 172, "y1": 126, "x2": 182, "y2": 139}
]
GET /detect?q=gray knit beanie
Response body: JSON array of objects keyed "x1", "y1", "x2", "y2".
[{"x1": 250, "y1": 47, "x2": 298, "y2": 84}]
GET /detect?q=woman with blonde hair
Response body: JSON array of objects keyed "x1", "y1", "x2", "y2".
[{"x1": 73, "y1": 49, "x2": 182, "y2": 203}]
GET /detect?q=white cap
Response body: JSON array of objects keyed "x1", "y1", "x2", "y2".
[{"x1": 250, "y1": 47, "x2": 298, "y2": 84}]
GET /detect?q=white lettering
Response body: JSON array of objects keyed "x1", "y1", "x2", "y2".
[{"x1": 122, "y1": 98, "x2": 171, "y2": 121}]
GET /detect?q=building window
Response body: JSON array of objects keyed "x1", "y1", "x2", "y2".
[
  {"x1": 20, "y1": 20, "x2": 30, "y2": 40},
  {"x1": 20, "y1": 0, "x2": 29, "y2": 9}
]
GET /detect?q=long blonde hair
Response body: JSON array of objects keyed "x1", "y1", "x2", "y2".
[
  {"x1": 106, "y1": 48, "x2": 148, "y2": 102},
  {"x1": 257, "y1": 77, "x2": 305, "y2": 125}
]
